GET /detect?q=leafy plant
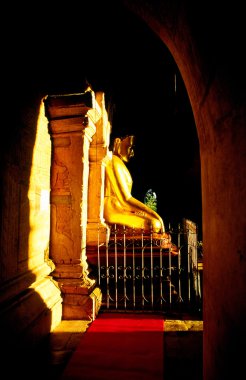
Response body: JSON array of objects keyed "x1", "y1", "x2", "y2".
[{"x1": 144, "y1": 189, "x2": 157, "y2": 212}]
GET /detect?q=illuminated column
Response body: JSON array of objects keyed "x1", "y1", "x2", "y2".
[
  {"x1": 44, "y1": 90, "x2": 102, "y2": 320},
  {"x1": 86, "y1": 92, "x2": 111, "y2": 249}
]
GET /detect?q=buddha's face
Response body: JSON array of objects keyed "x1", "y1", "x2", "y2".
[{"x1": 118, "y1": 136, "x2": 135, "y2": 162}]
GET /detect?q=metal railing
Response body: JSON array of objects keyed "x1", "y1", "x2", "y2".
[{"x1": 90, "y1": 222, "x2": 203, "y2": 316}]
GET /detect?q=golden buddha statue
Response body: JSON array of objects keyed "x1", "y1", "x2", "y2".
[{"x1": 104, "y1": 135, "x2": 165, "y2": 234}]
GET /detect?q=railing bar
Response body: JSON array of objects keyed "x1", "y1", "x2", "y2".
[
  {"x1": 132, "y1": 228, "x2": 136, "y2": 309},
  {"x1": 141, "y1": 229, "x2": 145, "y2": 308},
  {"x1": 97, "y1": 224, "x2": 101, "y2": 286},
  {"x1": 150, "y1": 227, "x2": 154, "y2": 308},
  {"x1": 168, "y1": 244, "x2": 172, "y2": 306},
  {"x1": 160, "y1": 247, "x2": 163, "y2": 305},
  {"x1": 159, "y1": 246, "x2": 167, "y2": 307},
  {"x1": 114, "y1": 224, "x2": 118, "y2": 309},
  {"x1": 188, "y1": 244, "x2": 191, "y2": 302},
  {"x1": 123, "y1": 225, "x2": 127, "y2": 309},
  {"x1": 106, "y1": 227, "x2": 110, "y2": 309},
  {"x1": 176, "y1": 226, "x2": 184, "y2": 304}
]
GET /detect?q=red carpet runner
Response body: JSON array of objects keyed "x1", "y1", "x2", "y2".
[{"x1": 61, "y1": 312, "x2": 164, "y2": 380}]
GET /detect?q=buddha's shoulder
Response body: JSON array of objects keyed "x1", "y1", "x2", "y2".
[{"x1": 112, "y1": 155, "x2": 123, "y2": 165}]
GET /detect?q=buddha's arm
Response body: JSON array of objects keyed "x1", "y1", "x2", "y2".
[
  {"x1": 110, "y1": 156, "x2": 132, "y2": 203},
  {"x1": 127, "y1": 194, "x2": 165, "y2": 232}
]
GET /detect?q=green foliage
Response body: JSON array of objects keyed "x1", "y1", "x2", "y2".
[
  {"x1": 144, "y1": 189, "x2": 157, "y2": 212},
  {"x1": 197, "y1": 240, "x2": 203, "y2": 258}
]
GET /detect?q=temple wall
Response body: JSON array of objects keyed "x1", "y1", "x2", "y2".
[{"x1": 0, "y1": 97, "x2": 62, "y2": 349}]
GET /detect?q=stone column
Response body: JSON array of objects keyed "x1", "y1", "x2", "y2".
[
  {"x1": 44, "y1": 90, "x2": 102, "y2": 320},
  {"x1": 86, "y1": 92, "x2": 111, "y2": 251}
]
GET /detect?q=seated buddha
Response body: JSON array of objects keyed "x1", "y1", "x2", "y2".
[{"x1": 103, "y1": 135, "x2": 165, "y2": 234}]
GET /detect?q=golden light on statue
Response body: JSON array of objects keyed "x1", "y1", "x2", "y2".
[{"x1": 104, "y1": 135, "x2": 165, "y2": 233}]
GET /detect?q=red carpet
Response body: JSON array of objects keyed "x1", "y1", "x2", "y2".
[{"x1": 61, "y1": 312, "x2": 164, "y2": 380}]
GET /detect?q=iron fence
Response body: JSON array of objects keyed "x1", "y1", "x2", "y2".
[{"x1": 89, "y1": 221, "x2": 203, "y2": 316}]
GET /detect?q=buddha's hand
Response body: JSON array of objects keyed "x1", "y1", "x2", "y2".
[{"x1": 134, "y1": 210, "x2": 146, "y2": 216}]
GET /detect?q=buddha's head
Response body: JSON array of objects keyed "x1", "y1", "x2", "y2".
[{"x1": 113, "y1": 135, "x2": 135, "y2": 163}]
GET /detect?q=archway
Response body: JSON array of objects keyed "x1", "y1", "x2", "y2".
[{"x1": 122, "y1": 2, "x2": 246, "y2": 380}]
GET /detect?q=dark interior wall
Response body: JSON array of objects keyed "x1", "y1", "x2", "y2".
[{"x1": 2, "y1": 1, "x2": 202, "y2": 231}]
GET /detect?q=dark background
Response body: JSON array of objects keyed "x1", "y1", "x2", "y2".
[
  {"x1": 8, "y1": 1, "x2": 202, "y2": 235},
  {"x1": 81, "y1": 4, "x2": 202, "y2": 233}
]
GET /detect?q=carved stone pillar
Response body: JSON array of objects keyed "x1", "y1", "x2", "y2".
[
  {"x1": 44, "y1": 90, "x2": 102, "y2": 320},
  {"x1": 86, "y1": 92, "x2": 111, "y2": 249}
]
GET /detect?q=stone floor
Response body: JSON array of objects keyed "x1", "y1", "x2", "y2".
[
  {"x1": 164, "y1": 319, "x2": 203, "y2": 380},
  {"x1": 47, "y1": 317, "x2": 203, "y2": 380},
  {"x1": 48, "y1": 320, "x2": 92, "y2": 379}
]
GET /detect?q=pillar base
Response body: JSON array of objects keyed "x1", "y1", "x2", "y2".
[
  {"x1": 62, "y1": 286, "x2": 102, "y2": 321},
  {"x1": 57, "y1": 278, "x2": 102, "y2": 320}
]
